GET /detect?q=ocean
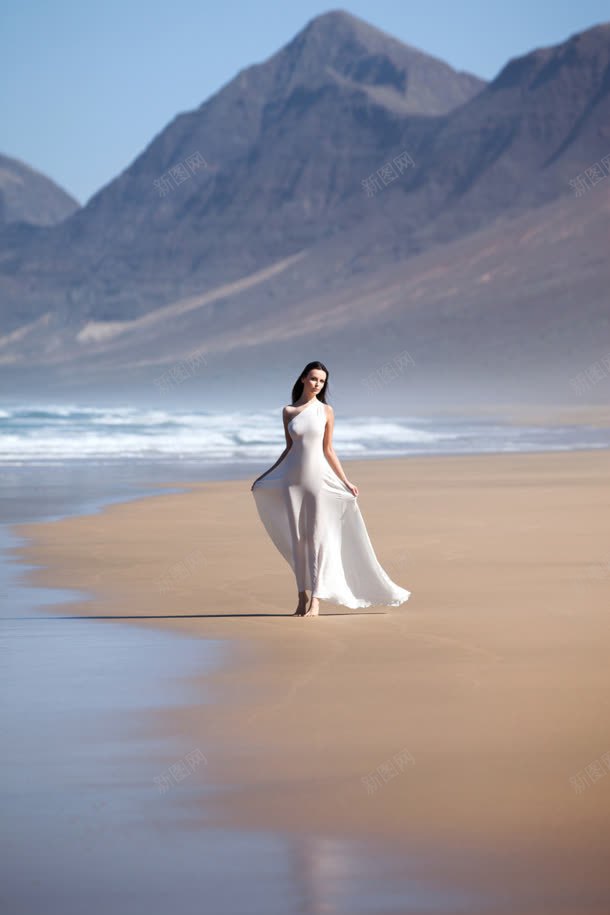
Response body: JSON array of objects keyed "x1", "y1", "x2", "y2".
[{"x1": 2, "y1": 401, "x2": 609, "y2": 471}]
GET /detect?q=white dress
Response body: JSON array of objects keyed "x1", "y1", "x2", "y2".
[{"x1": 252, "y1": 397, "x2": 411, "y2": 609}]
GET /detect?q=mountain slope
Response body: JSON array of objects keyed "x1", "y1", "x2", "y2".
[{"x1": 2, "y1": 186, "x2": 608, "y2": 408}]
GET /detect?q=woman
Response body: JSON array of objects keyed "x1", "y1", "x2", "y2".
[{"x1": 251, "y1": 361, "x2": 411, "y2": 616}]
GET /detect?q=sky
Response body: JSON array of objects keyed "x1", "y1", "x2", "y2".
[{"x1": 1, "y1": 0, "x2": 608, "y2": 205}]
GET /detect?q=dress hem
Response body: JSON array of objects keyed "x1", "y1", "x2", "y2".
[{"x1": 312, "y1": 590, "x2": 411, "y2": 610}]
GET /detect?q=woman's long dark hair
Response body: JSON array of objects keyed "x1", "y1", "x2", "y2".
[{"x1": 291, "y1": 361, "x2": 330, "y2": 405}]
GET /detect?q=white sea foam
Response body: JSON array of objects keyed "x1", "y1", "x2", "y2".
[{"x1": 0, "y1": 402, "x2": 608, "y2": 464}]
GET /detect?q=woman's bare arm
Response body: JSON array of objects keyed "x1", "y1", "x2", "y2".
[
  {"x1": 251, "y1": 408, "x2": 293, "y2": 490},
  {"x1": 322, "y1": 405, "x2": 359, "y2": 496}
]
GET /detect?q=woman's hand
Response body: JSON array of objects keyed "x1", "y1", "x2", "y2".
[{"x1": 344, "y1": 480, "x2": 359, "y2": 497}]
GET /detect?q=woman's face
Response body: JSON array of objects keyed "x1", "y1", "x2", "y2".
[{"x1": 303, "y1": 370, "x2": 326, "y2": 395}]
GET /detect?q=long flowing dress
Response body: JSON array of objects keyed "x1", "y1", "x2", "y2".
[{"x1": 252, "y1": 397, "x2": 411, "y2": 609}]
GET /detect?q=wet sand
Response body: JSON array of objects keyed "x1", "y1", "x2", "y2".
[{"x1": 11, "y1": 449, "x2": 610, "y2": 912}]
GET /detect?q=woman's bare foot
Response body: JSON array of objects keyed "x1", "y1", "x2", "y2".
[
  {"x1": 303, "y1": 595, "x2": 319, "y2": 616},
  {"x1": 293, "y1": 591, "x2": 308, "y2": 616}
]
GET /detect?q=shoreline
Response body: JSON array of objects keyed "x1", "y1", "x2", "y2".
[
  {"x1": 10, "y1": 445, "x2": 610, "y2": 617},
  {"x1": 8, "y1": 448, "x2": 610, "y2": 908}
]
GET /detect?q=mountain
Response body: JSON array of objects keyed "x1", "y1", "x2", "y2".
[
  {"x1": 3, "y1": 183, "x2": 607, "y2": 409},
  {"x1": 0, "y1": 153, "x2": 80, "y2": 228},
  {"x1": 1, "y1": 12, "x2": 609, "y2": 407},
  {"x1": 0, "y1": 9, "x2": 484, "y2": 328}
]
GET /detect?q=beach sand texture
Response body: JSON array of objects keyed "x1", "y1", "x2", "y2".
[{"x1": 13, "y1": 450, "x2": 610, "y2": 906}]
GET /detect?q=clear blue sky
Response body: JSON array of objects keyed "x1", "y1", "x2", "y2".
[{"x1": 1, "y1": 0, "x2": 608, "y2": 205}]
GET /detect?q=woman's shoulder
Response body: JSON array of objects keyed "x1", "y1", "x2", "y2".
[
  {"x1": 282, "y1": 400, "x2": 333, "y2": 416},
  {"x1": 282, "y1": 403, "x2": 305, "y2": 419}
]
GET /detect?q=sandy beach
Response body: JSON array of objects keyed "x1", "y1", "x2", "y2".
[{"x1": 12, "y1": 448, "x2": 610, "y2": 908}]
